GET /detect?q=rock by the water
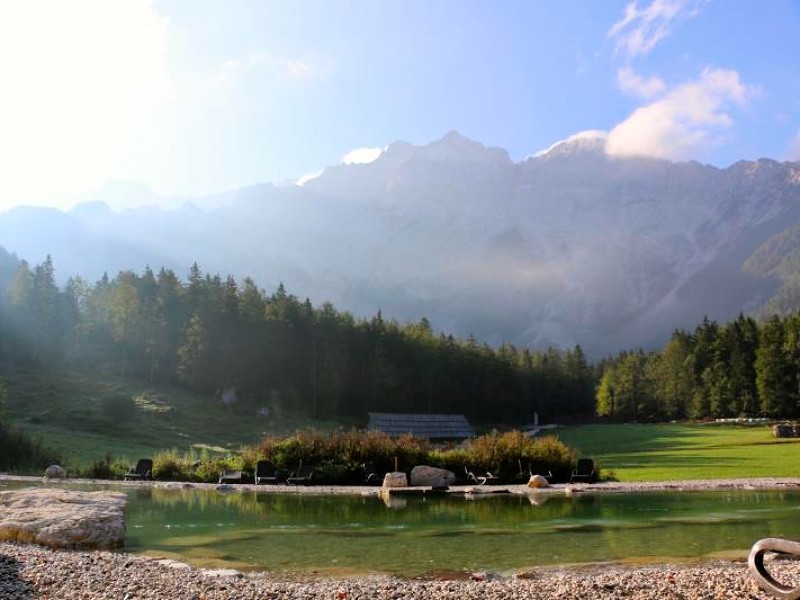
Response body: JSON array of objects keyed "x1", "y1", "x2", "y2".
[
  {"x1": 0, "y1": 488, "x2": 126, "y2": 550},
  {"x1": 409, "y1": 465, "x2": 456, "y2": 487},
  {"x1": 527, "y1": 474, "x2": 550, "y2": 488},
  {"x1": 382, "y1": 472, "x2": 408, "y2": 488},
  {"x1": 43, "y1": 465, "x2": 66, "y2": 480}
]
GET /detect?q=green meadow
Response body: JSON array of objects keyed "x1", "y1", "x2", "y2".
[
  {"x1": 5, "y1": 366, "x2": 800, "y2": 481},
  {"x1": 557, "y1": 423, "x2": 800, "y2": 481},
  {"x1": 2, "y1": 366, "x2": 345, "y2": 469}
]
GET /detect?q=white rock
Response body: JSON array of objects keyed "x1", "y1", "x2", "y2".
[
  {"x1": 382, "y1": 472, "x2": 408, "y2": 488},
  {"x1": 409, "y1": 465, "x2": 456, "y2": 487},
  {"x1": 0, "y1": 488, "x2": 126, "y2": 549},
  {"x1": 43, "y1": 465, "x2": 66, "y2": 480},
  {"x1": 527, "y1": 474, "x2": 550, "y2": 488}
]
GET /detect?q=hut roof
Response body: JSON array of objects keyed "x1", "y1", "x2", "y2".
[{"x1": 367, "y1": 412, "x2": 475, "y2": 440}]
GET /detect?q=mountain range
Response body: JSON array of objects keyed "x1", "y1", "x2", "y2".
[{"x1": 2, "y1": 131, "x2": 799, "y2": 356}]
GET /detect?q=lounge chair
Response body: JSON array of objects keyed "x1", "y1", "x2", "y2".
[
  {"x1": 218, "y1": 469, "x2": 243, "y2": 484},
  {"x1": 464, "y1": 466, "x2": 499, "y2": 485},
  {"x1": 124, "y1": 459, "x2": 153, "y2": 481},
  {"x1": 286, "y1": 462, "x2": 314, "y2": 485},
  {"x1": 570, "y1": 458, "x2": 595, "y2": 483},
  {"x1": 518, "y1": 460, "x2": 553, "y2": 483},
  {"x1": 255, "y1": 460, "x2": 277, "y2": 484},
  {"x1": 363, "y1": 463, "x2": 384, "y2": 486}
]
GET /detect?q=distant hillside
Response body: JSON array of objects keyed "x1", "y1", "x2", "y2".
[{"x1": 1, "y1": 132, "x2": 799, "y2": 355}]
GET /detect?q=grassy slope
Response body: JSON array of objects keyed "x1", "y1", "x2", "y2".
[
  {"x1": 5, "y1": 364, "x2": 800, "y2": 482},
  {"x1": 1, "y1": 366, "x2": 347, "y2": 469},
  {"x1": 557, "y1": 423, "x2": 800, "y2": 481}
]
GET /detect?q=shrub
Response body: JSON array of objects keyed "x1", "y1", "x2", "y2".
[{"x1": 0, "y1": 421, "x2": 62, "y2": 473}]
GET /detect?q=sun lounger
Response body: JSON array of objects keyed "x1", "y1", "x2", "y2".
[
  {"x1": 465, "y1": 465, "x2": 499, "y2": 485},
  {"x1": 255, "y1": 460, "x2": 277, "y2": 484},
  {"x1": 570, "y1": 458, "x2": 595, "y2": 483},
  {"x1": 218, "y1": 469, "x2": 243, "y2": 484},
  {"x1": 124, "y1": 459, "x2": 153, "y2": 481},
  {"x1": 286, "y1": 462, "x2": 314, "y2": 485}
]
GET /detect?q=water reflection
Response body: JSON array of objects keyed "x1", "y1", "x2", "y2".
[{"x1": 115, "y1": 488, "x2": 800, "y2": 575}]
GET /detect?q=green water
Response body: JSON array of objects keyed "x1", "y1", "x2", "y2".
[
  {"x1": 124, "y1": 488, "x2": 800, "y2": 575},
  {"x1": 6, "y1": 482, "x2": 800, "y2": 575}
]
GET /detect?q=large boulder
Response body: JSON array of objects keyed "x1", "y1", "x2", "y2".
[
  {"x1": 0, "y1": 488, "x2": 127, "y2": 550},
  {"x1": 527, "y1": 474, "x2": 550, "y2": 488},
  {"x1": 409, "y1": 465, "x2": 456, "y2": 487},
  {"x1": 382, "y1": 472, "x2": 408, "y2": 488},
  {"x1": 43, "y1": 465, "x2": 66, "y2": 480}
]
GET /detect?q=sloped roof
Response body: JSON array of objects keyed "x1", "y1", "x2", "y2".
[{"x1": 368, "y1": 412, "x2": 475, "y2": 440}]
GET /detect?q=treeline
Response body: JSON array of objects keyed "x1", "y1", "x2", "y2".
[
  {"x1": 596, "y1": 314, "x2": 800, "y2": 420},
  {"x1": 0, "y1": 254, "x2": 597, "y2": 423}
]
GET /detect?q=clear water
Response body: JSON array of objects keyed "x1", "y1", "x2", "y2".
[{"x1": 7, "y1": 482, "x2": 800, "y2": 576}]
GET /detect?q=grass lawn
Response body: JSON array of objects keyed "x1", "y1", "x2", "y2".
[
  {"x1": 556, "y1": 423, "x2": 800, "y2": 481},
  {"x1": 1, "y1": 365, "x2": 350, "y2": 469}
]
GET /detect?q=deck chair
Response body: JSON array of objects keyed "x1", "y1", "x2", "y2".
[
  {"x1": 286, "y1": 461, "x2": 314, "y2": 485},
  {"x1": 518, "y1": 460, "x2": 553, "y2": 483},
  {"x1": 255, "y1": 460, "x2": 277, "y2": 484},
  {"x1": 363, "y1": 463, "x2": 384, "y2": 486},
  {"x1": 464, "y1": 465, "x2": 499, "y2": 485},
  {"x1": 570, "y1": 458, "x2": 595, "y2": 483},
  {"x1": 218, "y1": 469, "x2": 243, "y2": 484},
  {"x1": 124, "y1": 459, "x2": 153, "y2": 481}
]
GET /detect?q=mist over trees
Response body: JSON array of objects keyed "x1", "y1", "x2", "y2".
[
  {"x1": 0, "y1": 251, "x2": 596, "y2": 423},
  {"x1": 5, "y1": 248, "x2": 800, "y2": 425}
]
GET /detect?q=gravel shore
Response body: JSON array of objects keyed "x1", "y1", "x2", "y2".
[{"x1": 0, "y1": 541, "x2": 794, "y2": 599}]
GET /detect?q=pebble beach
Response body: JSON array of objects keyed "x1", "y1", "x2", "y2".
[
  {"x1": 4, "y1": 477, "x2": 800, "y2": 599},
  {"x1": 1, "y1": 541, "x2": 795, "y2": 599}
]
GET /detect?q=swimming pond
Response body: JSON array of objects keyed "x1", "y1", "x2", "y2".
[{"x1": 6, "y1": 483, "x2": 800, "y2": 576}]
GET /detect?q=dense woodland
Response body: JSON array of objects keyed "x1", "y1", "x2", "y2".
[
  {"x1": 597, "y1": 314, "x2": 800, "y2": 420},
  {"x1": 0, "y1": 250, "x2": 596, "y2": 424},
  {"x1": 4, "y1": 248, "x2": 800, "y2": 426}
]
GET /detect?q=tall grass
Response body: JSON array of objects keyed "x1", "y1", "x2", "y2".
[{"x1": 89, "y1": 429, "x2": 579, "y2": 484}]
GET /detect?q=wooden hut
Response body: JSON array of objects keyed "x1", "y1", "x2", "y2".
[{"x1": 367, "y1": 412, "x2": 475, "y2": 441}]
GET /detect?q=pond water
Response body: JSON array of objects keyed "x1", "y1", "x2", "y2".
[
  {"x1": 123, "y1": 487, "x2": 800, "y2": 575},
  {"x1": 7, "y1": 483, "x2": 800, "y2": 576}
]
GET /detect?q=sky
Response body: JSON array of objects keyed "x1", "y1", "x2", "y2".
[{"x1": 0, "y1": 0, "x2": 798, "y2": 210}]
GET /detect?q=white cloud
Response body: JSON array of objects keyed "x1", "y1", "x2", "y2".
[
  {"x1": 617, "y1": 67, "x2": 666, "y2": 98},
  {"x1": 788, "y1": 130, "x2": 800, "y2": 162},
  {"x1": 341, "y1": 147, "x2": 383, "y2": 165},
  {"x1": 606, "y1": 68, "x2": 755, "y2": 160},
  {"x1": 532, "y1": 130, "x2": 607, "y2": 158},
  {"x1": 0, "y1": 0, "x2": 173, "y2": 208},
  {"x1": 295, "y1": 170, "x2": 323, "y2": 187},
  {"x1": 609, "y1": 0, "x2": 703, "y2": 59}
]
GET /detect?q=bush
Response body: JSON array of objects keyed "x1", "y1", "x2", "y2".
[
  {"x1": 0, "y1": 421, "x2": 63, "y2": 473},
  {"x1": 82, "y1": 453, "x2": 129, "y2": 479},
  {"x1": 78, "y1": 429, "x2": 580, "y2": 485}
]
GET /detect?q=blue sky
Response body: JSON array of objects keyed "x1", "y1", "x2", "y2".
[{"x1": 0, "y1": 0, "x2": 798, "y2": 209}]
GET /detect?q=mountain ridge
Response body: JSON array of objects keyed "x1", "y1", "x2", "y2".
[{"x1": 2, "y1": 131, "x2": 799, "y2": 356}]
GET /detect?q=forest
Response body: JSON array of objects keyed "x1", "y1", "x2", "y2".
[
  {"x1": 0, "y1": 250, "x2": 596, "y2": 424},
  {"x1": 596, "y1": 314, "x2": 800, "y2": 421},
  {"x1": 3, "y1": 247, "x2": 800, "y2": 427}
]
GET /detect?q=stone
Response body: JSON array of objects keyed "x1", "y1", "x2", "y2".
[
  {"x1": 409, "y1": 465, "x2": 456, "y2": 487},
  {"x1": 0, "y1": 488, "x2": 126, "y2": 550},
  {"x1": 382, "y1": 472, "x2": 408, "y2": 488},
  {"x1": 527, "y1": 474, "x2": 550, "y2": 488},
  {"x1": 43, "y1": 465, "x2": 66, "y2": 480}
]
